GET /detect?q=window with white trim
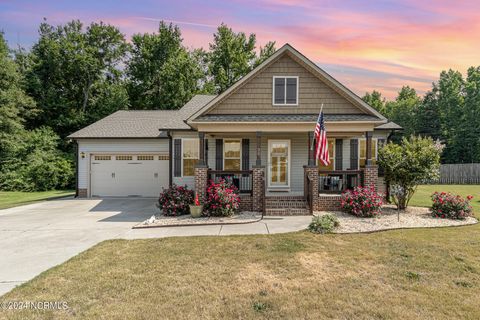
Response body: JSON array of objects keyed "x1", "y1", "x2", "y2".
[
  {"x1": 318, "y1": 138, "x2": 335, "y2": 172},
  {"x1": 273, "y1": 76, "x2": 298, "y2": 105},
  {"x1": 182, "y1": 139, "x2": 199, "y2": 176},
  {"x1": 224, "y1": 139, "x2": 241, "y2": 170},
  {"x1": 359, "y1": 138, "x2": 377, "y2": 168}
]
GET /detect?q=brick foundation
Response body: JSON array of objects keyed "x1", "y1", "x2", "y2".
[
  {"x1": 318, "y1": 194, "x2": 342, "y2": 211},
  {"x1": 194, "y1": 166, "x2": 208, "y2": 202},
  {"x1": 239, "y1": 194, "x2": 253, "y2": 211},
  {"x1": 252, "y1": 166, "x2": 265, "y2": 212},
  {"x1": 364, "y1": 164, "x2": 379, "y2": 191},
  {"x1": 304, "y1": 166, "x2": 319, "y2": 211},
  {"x1": 77, "y1": 188, "x2": 87, "y2": 198}
]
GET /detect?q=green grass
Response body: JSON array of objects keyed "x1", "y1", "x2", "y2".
[
  {"x1": 411, "y1": 184, "x2": 480, "y2": 217},
  {"x1": 1, "y1": 185, "x2": 480, "y2": 319},
  {"x1": 0, "y1": 190, "x2": 74, "y2": 210}
]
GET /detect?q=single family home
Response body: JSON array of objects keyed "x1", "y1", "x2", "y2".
[{"x1": 68, "y1": 44, "x2": 401, "y2": 214}]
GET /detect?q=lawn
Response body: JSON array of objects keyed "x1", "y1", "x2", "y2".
[
  {"x1": 1, "y1": 185, "x2": 479, "y2": 319},
  {"x1": 0, "y1": 190, "x2": 74, "y2": 210}
]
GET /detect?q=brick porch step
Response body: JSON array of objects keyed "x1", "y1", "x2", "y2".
[
  {"x1": 265, "y1": 207, "x2": 311, "y2": 216},
  {"x1": 264, "y1": 196, "x2": 311, "y2": 215}
]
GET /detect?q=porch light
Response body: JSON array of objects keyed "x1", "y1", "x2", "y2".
[{"x1": 80, "y1": 152, "x2": 86, "y2": 159}]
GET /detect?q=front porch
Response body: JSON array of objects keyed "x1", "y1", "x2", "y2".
[{"x1": 192, "y1": 130, "x2": 380, "y2": 215}]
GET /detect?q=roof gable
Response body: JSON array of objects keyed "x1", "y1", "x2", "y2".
[{"x1": 188, "y1": 44, "x2": 386, "y2": 122}]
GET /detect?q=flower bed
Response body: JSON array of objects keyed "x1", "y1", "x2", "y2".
[
  {"x1": 431, "y1": 192, "x2": 473, "y2": 219},
  {"x1": 341, "y1": 186, "x2": 384, "y2": 217}
]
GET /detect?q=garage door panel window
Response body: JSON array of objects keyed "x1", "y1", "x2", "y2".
[
  {"x1": 137, "y1": 155, "x2": 154, "y2": 160},
  {"x1": 116, "y1": 155, "x2": 133, "y2": 161},
  {"x1": 183, "y1": 139, "x2": 199, "y2": 176},
  {"x1": 224, "y1": 139, "x2": 241, "y2": 171},
  {"x1": 94, "y1": 155, "x2": 111, "y2": 160}
]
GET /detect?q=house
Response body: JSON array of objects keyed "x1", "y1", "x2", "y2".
[{"x1": 68, "y1": 44, "x2": 401, "y2": 214}]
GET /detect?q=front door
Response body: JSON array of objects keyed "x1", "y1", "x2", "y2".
[{"x1": 268, "y1": 140, "x2": 291, "y2": 188}]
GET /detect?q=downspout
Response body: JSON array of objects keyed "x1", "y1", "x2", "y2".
[
  {"x1": 74, "y1": 140, "x2": 79, "y2": 198},
  {"x1": 167, "y1": 131, "x2": 173, "y2": 187}
]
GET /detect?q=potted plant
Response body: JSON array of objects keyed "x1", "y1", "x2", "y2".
[{"x1": 190, "y1": 193, "x2": 203, "y2": 218}]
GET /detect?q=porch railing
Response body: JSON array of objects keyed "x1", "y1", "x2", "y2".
[
  {"x1": 318, "y1": 170, "x2": 363, "y2": 193},
  {"x1": 207, "y1": 170, "x2": 253, "y2": 194}
]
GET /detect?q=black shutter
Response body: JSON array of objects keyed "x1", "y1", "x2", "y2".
[
  {"x1": 215, "y1": 139, "x2": 223, "y2": 170},
  {"x1": 242, "y1": 139, "x2": 249, "y2": 171},
  {"x1": 204, "y1": 139, "x2": 209, "y2": 167},
  {"x1": 173, "y1": 139, "x2": 182, "y2": 177},
  {"x1": 335, "y1": 139, "x2": 343, "y2": 170},
  {"x1": 350, "y1": 139, "x2": 358, "y2": 170}
]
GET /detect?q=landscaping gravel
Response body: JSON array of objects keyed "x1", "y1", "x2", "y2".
[
  {"x1": 315, "y1": 205, "x2": 478, "y2": 233},
  {"x1": 135, "y1": 211, "x2": 261, "y2": 228}
]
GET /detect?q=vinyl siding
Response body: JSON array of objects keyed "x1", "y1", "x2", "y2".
[
  {"x1": 77, "y1": 139, "x2": 169, "y2": 190},
  {"x1": 207, "y1": 53, "x2": 364, "y2": 115}
]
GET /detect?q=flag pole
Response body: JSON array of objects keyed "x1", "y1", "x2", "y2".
[{"x1": 310, "y1": 103, "x2": 324, "y2": 151}]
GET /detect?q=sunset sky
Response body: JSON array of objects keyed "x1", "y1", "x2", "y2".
[{"x1": 1, "y1": 0, "x2": 479, "y2": 99}]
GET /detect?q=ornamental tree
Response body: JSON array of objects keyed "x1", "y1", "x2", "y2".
[{"x1": 378, "y1": 136, "x2": 442, "y2": 210}]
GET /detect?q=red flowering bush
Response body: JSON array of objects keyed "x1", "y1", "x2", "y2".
[
  {"x1": 341, "y1": 186, "x2": 384, "y2": 217},
  {"x1": 157, "y1": 184, "x2": 194, "y2": 216},
  {"x1": 431, "y1": 192, "x2": 473, "y2": 220},
  {"x1": 203, "y1": 179, "x2": 240, "y2": 217}
]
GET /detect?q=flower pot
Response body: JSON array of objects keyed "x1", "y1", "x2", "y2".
[{"x1": 189, "y1": 205, "x2": 203, "y2": 218}]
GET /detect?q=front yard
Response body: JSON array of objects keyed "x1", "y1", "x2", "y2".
[
  {"x1": 0, "y1": 190, "x2": 74, "y2": 210},
  {"x1": 1, "y1": 185, "x2": 479, "y2": 319}
]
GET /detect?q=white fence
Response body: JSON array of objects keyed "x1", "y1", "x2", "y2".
[{"x1": 426, "y1": 163, "x2": 480, "y2": 184}]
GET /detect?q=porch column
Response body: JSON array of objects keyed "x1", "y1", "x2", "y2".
[
  {"x1": 198, "y1": 132, "x2": 206, "y2": 166},
  {"x1": 256, "y1": 131, "x2": 262, "y2": 166},
  {"x1": 252, "y1": 166, "x2": 265, "y2": 213},
  {"x1": 308, "y1": 131, "x2": 315, "y2": 166},
  {"x1": 304, "y1": 165, "x2": 319, "y2": 212},
  {"x1": 365, "y1": 131, "x2": 373, "y2": 165}
]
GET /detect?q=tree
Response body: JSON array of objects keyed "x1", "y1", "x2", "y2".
[
  {"x1": 208, "y1": 24, "x2": 257, "y2": 93},
  {"x1": 362, "y1": 90, "x2": 386, "y2": 115},
  {"x1": 378, "y1": 136, "x2": 442, "y2": 210},
  {"x1": 25, "y1": 20, "x2": 128, "y2": 139},
  {"x1": 416, "y1": 85, "x2": 441, "y2": 140},
  {"x1": 386, "y1": 86, "x2": 421, "y2": 138},
  {"x1": 127, "y1": 21, "x2": 204, "y2": 110},
  {"x1": 464, "y1": 66, "x2": 480, "y2": 162},
  {"x1": 254, "y1": 41, "x2": 276, "y2": 67}
]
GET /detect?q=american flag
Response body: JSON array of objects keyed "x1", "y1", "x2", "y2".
[{"x1": 314, "y1": 110, "x2": 330, "y2": 166}]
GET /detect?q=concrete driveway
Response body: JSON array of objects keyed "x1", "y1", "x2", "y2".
[{"x1": 0, "y1": 198, "x2": 311, "y2": 296}]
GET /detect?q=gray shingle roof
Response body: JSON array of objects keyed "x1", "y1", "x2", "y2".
[
  {"x1": 375, "y1": 121, "x2": 403, "y2": 130},
  {"x1": 68, "y1": 95, "x2": 216, "y2": 139},
  {"x1": 193, "y1": 114, "x2": 382, "y2": 122}
]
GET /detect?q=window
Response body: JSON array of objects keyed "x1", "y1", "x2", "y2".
[
  {"x1": 224, "y1": 139, "x2": 241, "y2": 170},
  {"x1": 182, "y1": 139, "x2": 199, "y2": 176},
  {"x1": 159, "y1": 155, "x2": 169, "y2": 160},
  {"x1": 137, "y1": 155, "x2": 154, "y2": 161},
  {"x1": 116, "y1": 155, "x2": 132, "y2": 161},
  {"x1": 318, "y1": 138, "x2": 335, "y2": 172},
  {"x1": 94, "y1": 155, "x2": 111, "y2": 160},
  {"x1": 273, "y1": 76, "x2": 298, "y2": 105},
  {"x1": 359, "y1": 138, "x2": 377, "y2": 168}
]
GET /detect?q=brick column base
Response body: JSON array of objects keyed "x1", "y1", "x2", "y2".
[
  {"x1": 304, "y1": 165, "x2": 319, "y2": 211},
  {"x1": 364, "y1": 164, "x2": 378, "y2": 191},
  {"x1": 252, "y1": 166, "x2": 265, "y2": 212},
  {"x1": 194, "y1": 166, "x2": 208, "y2": 202},
  {"x1": 77, "y1": 188, "x2": 87, "y2": 198}
]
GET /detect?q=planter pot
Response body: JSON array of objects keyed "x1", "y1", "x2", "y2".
[{"x1": 189, "y1": 205, "x2": 203, "y2": 218}]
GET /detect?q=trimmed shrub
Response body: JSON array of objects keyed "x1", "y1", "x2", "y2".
[
  {"x1": 203, "y1": 179, "x2": 240, "y2": 217},
  {"x1": 308, "y1": 214, "x2": 339, "y2": 234},
  {"x1": 431, "y1": 192, "x2": 473, "y2": 220},
  {"x1": 341, "y1": 186, "x2": 384, "y2": 217},
  {"x1": 157, "y1": 184, "x2": 194, "y2": 216}
]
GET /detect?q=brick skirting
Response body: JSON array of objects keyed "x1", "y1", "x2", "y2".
[
  {"x1": 239, "y1": 194, "x2": 253, "y2": 211},
  {"x1": 317, "y1": 194, "x2": 342, "y2": 211},
  {"x1": 77, "y1": 188, "x2": 87, "y2": 198}
]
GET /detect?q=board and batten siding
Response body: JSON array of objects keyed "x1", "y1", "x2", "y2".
[
  {"x1": 207, "y1": 53, "x2": 363, "y2": 115},
  {"x1": 77, "y1": 139, "x2": 169, "y2": 190}
]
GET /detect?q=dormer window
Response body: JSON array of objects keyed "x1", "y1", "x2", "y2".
[{"x1": 273, "y1": 76, "x2": 298, "y2": 106}]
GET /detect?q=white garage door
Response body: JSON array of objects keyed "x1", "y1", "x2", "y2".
[{"x1": 90, "y1": 154, "x2": 169, "y2": 197}]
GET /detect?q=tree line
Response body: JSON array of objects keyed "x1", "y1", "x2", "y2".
[
  {"x1": 362, "y1": 67, "x2": 480, "y2": 164},
  {"x1": 0, "y1": 20, "x2": 276, "y2": 191},
  {"x1": 1, "y1": 18, "x2": 478, "y2": 191}
]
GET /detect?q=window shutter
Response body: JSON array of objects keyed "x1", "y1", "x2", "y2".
[
  {"x1": 350, "y1": 139, "x2": 358, "y2": 170},
  {"x1": 242, "y1": 139, "x2": 249, "y2": 171},
  {"x1": 173, "y1": 139, "x2": 182, "y2": 177},
  {"x1": 204, "y1": 139, "x2": 209, "y2": 167},
  {"x1": 215, "y1": 139, "x2": 223, "y2": 170},
  {"x1": 335, "y1": 139, "x2": 343, "y2": 170}
]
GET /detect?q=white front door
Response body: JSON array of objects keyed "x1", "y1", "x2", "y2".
[{"x1": 268, "y1": 140, "x2": 291, "y2": 188}]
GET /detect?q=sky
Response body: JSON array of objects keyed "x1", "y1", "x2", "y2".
[{"x1": 1, "y1": 0, "x2": 479, "y2": 99}]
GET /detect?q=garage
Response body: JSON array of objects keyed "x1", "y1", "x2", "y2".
[{"x1": 90, "y1": 154, "x2": 169, "y2": 197}]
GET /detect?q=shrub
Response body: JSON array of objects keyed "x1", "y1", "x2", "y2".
[
  {"x1": 341, "y1": 186, "x2": 384, "y2": 217},
  {"x1": 308, "y1": 214, "x2": 339, "y2": 234},
  {"x1": 203, "y1": 179, "x2": 240, "y2": 217},
  {"x1": 431, "y1": 192, "x2": 473, "y2": 220},
  {"x1": 157, "y1": 184, "x2": 194, "y2": 216}
]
